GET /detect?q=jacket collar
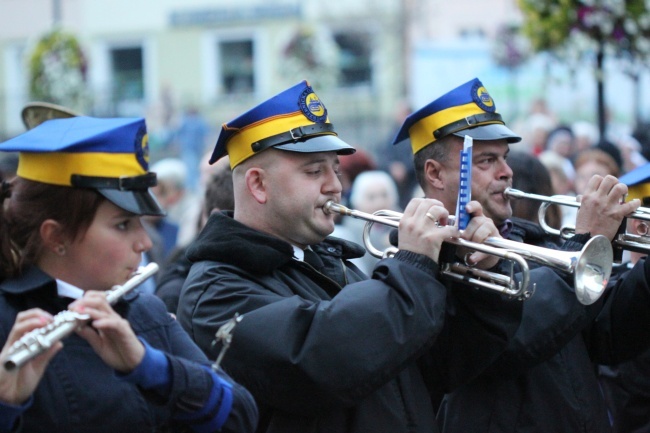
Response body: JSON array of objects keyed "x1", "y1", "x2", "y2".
[
  {"x1": 186, "y1": 211, "x2": 365, "y2": 274},
  {"x1": 0, "y1": 266, "x2": 56, "y2": 295}
]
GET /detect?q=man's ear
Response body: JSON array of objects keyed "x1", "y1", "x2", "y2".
[
  {"x1": 424, "y1": 159, "x2": 446, "y2": 191},
  {"x1": 245, "y1": 167, "x2": 268, "y2": 204},
  {"x1": 40, "y1": 219, "x2": 67, "y2": 255}
]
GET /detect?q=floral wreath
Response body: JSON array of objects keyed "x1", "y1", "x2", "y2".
[
  {"x1": 281, "y1": 25, "x2": 340, "y2": 90},
  {"x1": 27, "y1": 29, "x2": 88, "y2": 110}
]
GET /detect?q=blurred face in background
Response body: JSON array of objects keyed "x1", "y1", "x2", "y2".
[
  {"x1": 349, "y1": 171, "x2": 399, "y2": 214},
  {"x1": 574, "y1": 160, "x2": 612, "y2": 195},
  {"x1": 573, "y1": 149, "x2": 619, "y2": 196}
]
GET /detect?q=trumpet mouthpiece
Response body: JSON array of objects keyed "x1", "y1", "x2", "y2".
[{"x1": 323, "y1": 201, "x2": 347, "y2": 216}]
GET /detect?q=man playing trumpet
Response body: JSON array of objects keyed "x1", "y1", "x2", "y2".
[
  {"x1": 395, "y1": 77, "x2": 650, "y2": 433},
  {"x1": 176, "y1": 80, "x2": 525, "y2": 433}
]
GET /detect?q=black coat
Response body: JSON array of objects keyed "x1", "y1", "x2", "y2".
[
  {"x1": 437, "y1": 218, "x2": 650, "y2": 433},
  {"x1": 599, "y1": 354, "x2": 650, "y2": 433},
  {"x1": 177, "y1": 212, "x2": 523, "y2": 433},
  {"x1": 598, "y1": 262, "x2": 650, "y2": 433},
  {"x1": 0, "y1": 266, "x2": 258, "y2": 433}
]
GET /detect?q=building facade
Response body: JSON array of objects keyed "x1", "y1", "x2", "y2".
[{"x1": 0, "y1": 0, "x2": 418, "y2": 153}]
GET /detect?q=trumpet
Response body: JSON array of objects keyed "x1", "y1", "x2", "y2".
[
  {"x1": 3, "y1": 263, "x2": 159, "y2": 371},
  {"x1": 325, "y1": 201, "x2": 612, "y2": 305},
  {"x1": 504, "y1": 187, "x2": 650, "y2": 256}
]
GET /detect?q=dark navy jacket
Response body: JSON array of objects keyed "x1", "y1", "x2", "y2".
[
  {"x1": 176, "y1": 212, "x2": 523, "y2": 433},
  {"x1": 0, "y1": 266, "x2": 258, "y2": 433},
  {"x1": 437, "y1": 218, "x2": 650, "y2": 433},
  {"x1": 598, "y1": 262, "x2": 650, "y2": 433}
]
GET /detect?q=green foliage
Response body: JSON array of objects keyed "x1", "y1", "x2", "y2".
[
  {"x1": 518, "y1": 0, "x2": 574, "y2": 51},
  {"x1": 518, "y1": 0, "x2": 650, "y2": 60}
]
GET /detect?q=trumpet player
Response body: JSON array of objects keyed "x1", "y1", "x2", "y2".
[
  {"x1": 598, "y1": 164, "x2": 650, "y2": 433},
  {"x1": 0, "y1": 116, "x2": 257, "y2": 433},
  {"x1": 395, "y1": 77, "x2": 650, "y2": 433},
  {"x1": 176, "y1": 80, "x2": 524, "y2": 433}
]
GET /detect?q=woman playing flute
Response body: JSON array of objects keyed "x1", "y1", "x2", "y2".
[{"x1": 0, "y1": 116, "x2": 257, "y2": 433}]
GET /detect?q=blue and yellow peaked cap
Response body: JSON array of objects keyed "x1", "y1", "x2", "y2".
[
  {"x1": 210, "y1": 80, "x2": 356, "y2": 168},
  {"x1": 393, "y1": 78, "x2": 521, "y2": 154},
  {"x1": 620, "y1": 162, "x2": 650, "y2": 205},
  {"x1": 0, "y1": 116, "x2": 164, "y2": 216}
]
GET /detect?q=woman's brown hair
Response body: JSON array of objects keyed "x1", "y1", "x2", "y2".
[{"x1": 0, "y1": 178, "x2": 104, "y2": 280}]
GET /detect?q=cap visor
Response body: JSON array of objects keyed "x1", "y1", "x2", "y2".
[
  {"x1": 452, "y1": 124, "x2": 521, "y2": 143},
  {"x1": 99, "y1": 189, "x2": 165, "y2": 216},
  {"x1": 274, "y1": 134, "x2": 356, "y2": 155}
]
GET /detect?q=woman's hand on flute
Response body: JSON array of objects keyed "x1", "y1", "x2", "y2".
[
  {"x1": 70, "y1": 291, "x2": 145, "y2": 374},
  {"x1": 0, "y1": 309, "x2": 62, "y2": 405}
]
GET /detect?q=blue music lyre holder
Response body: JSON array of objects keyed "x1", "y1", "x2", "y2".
[{"x1": 456, "y1": 135, "x2": 473, "y2": 230}]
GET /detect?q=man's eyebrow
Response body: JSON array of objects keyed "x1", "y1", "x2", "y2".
[
  {"x1": 299, "y1": 157, "x2": 326, "y2": 167},
  {"x1": 473, "y1": 148, "x2": 509, "y2": 159},
  {"x1": 473, "y1": 151, "x2": 500, "y2": 159},
  {"x1": 299, "y1": 155, "x2": 338, "y2": 168}
]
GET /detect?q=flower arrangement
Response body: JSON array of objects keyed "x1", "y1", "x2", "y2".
[
  {"x1": 493, "y1": 23, "x2": 531, "y2": 69},
  {"x1": 518, "y1": 0, "x2": 650, "y2": 60},
  {"x1": 27, "y1": 29, "x2": 89, "y2": 111},
  {"x1": 281, "y1": 25, "x2": 340, "y2": 90}
]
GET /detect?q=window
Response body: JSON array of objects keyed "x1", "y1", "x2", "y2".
[
  {"x1": 219, "y1": 40, "x2": 254, "y2": 94},
  {"x1": 111, "y1": 47, "x2": 143, "y2": 101},
  {"x1": 333, "y1": 32, "x2": 372, "y2": 87}
]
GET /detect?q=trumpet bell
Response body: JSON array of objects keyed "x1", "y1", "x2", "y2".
[{"x1": 573, "y1": 235, "x2": 612, "y2": 305}]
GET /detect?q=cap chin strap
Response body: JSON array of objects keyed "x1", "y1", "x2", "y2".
[
  {"x1": 433, "y1": 112, "x2": 503, "y2": 139},
  {"x1": 250, "y1": 123, "x2": 336, "y2": 153},
  {"x1": 71, "y1": 172, "x2": 157, "y2": 190}
]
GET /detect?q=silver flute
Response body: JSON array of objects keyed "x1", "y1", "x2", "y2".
[{"x1": 3, "y1": 262, "x2": 159, "y2": 371}]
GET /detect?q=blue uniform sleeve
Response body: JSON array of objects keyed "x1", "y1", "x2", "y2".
[
  {"x1": 0, "y1": 396, "x2": 32, "y2": 433},
  {"x1": 117, "y1": 336, "x2": 256, "y2": 432},
  {"x1": 173, "y1": 367, "x2": 234, "y2": 432},
  {"x1": 116, "y1": 337, "x2": 172, "y2": 393}
]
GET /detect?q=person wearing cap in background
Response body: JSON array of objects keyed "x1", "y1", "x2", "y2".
[
  {"x1": 20, "y1": 101, "x2": 80, "y2": 130},
  {"x1": 176, "y1": 80, "x2": 523, "y2": 433},
  {"x1": 395, "y1": 77, "x2": 650, "y2": 433},
  {"x1": 597, "y1": 162, "x2": 650, "y2": 433},
  {"x1": 0, "y1": 101, "x2": 79, "y2": 186},
  {"x1": 17, "y1": 101, "x2": 160, "y2": 296},
  {"x1": 0, "y1": 116, "x2": 258, "y2": 433}
]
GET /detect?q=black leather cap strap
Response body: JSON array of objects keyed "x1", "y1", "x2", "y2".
[
  {"x1": 251, "y1": 123, "x2": 336, "y2": 153},
  {"x1": 71, "y1": 172, "x2": 157, "y2": 190},
  {"x1": 433, "y1": 112, "x2": 503, "y2": 139}
]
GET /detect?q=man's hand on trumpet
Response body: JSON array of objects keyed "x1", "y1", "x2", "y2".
[
  {"x1": 459, "y1": 201, "x2": 502, "y2": 270},
  {"x1": 397, "y1": 198, "x2": 458, "y2": 263},
  {"x1": 575, "y1": 175, "x2": 640, "y2": 241}
]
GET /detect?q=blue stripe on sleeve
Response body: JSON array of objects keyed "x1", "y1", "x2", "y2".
[
  {"x1": 0, "y1": 396, "x2": 32, "y2": 433},
  {"x1": 174, "y1": 366, "x2": 234, "y2": 432},
  {"x1": 115, "y1": 337, "x2": 171, "y2": 393}
]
